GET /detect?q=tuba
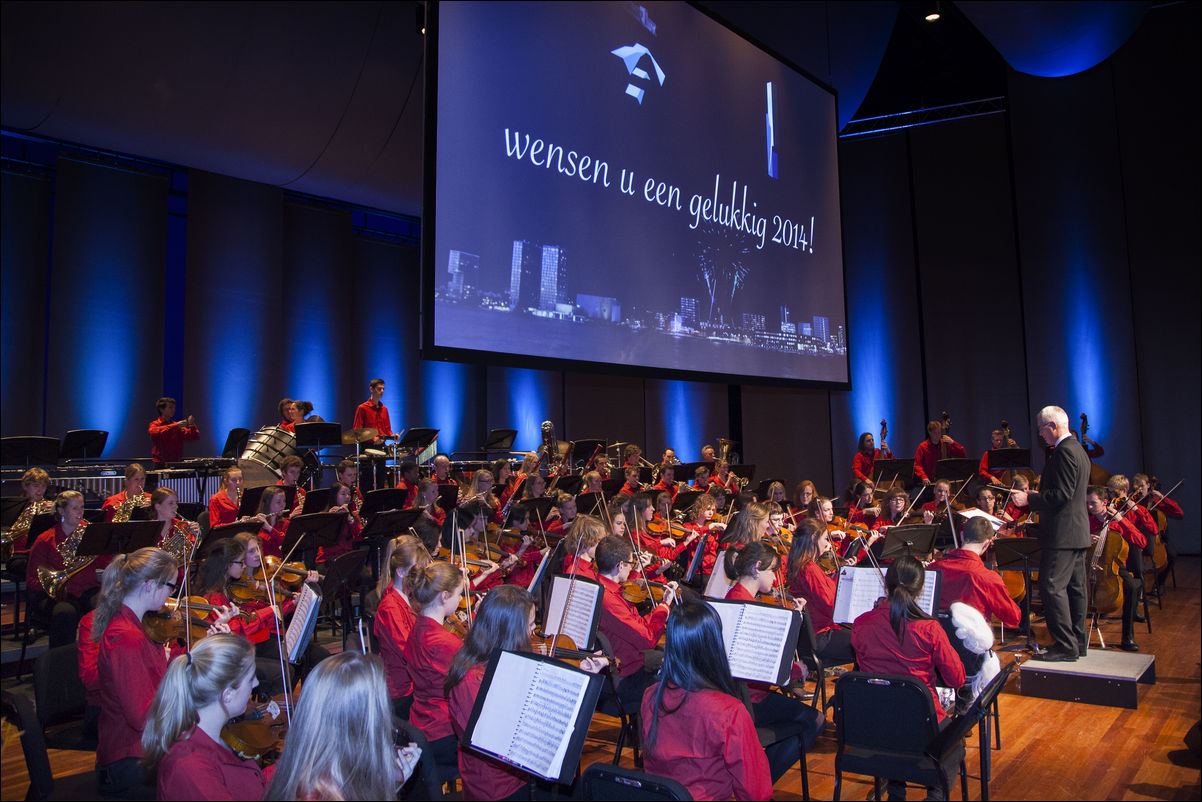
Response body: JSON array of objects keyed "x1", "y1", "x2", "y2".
[
  {"x1": 38, "y1": 519, "x2": 94, "y2": 600},
  {"x1": 539, "y1": 421, "x2": 564, "y2": 476}
]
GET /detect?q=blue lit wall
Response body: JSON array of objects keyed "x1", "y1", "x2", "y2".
[
  {"x1": 420, "y1": 360, "x2": 473, "y2": 456},
  {"x1": 356, "y1": 238, "x2": 410, "y2": 430},
  {"x1": 45, "y1": 158, "x2": 167, "y2": 458}
]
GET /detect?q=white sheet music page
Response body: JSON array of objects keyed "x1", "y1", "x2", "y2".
[
  {"x1": 544, "y1": 576, "x2": 599, "y2": 647},
  {"x1": 470, "y1": 652, "x2": 590, "y2": 780},
  {"x1": 284, "y1": 583, "x2": 319, "y2": 661},
  {"x1": 833, "y1": 566, "x2": 887, "y2": 624},
  {"x1": 707, "y1": 601, "x2": 794, "y2": 684}
]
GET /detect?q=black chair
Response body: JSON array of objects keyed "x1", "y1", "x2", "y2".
[
  {"x1": 319, "y1": 549, "x2": 368, "y2": 648},
  {"x1": 577, "y1": 763, "x2": 691, "y2": 800},
  {"x1": 832, "y1": 672, "x2": 969, "y2": 802},
  {"x1": 756, "y1": 716, "x2": 813, "y2": 801},
  {"x1": 2, "y1": 690, "x2": 103, "y2": 801},
  {"x1": 394, "y1": 718, "x2": 444, "y2": 801},
  {"x1": 591, "y1": 632, "x2": 642, "y2": 767},
  {"x1": 33, "y1": 643, "x2": 97, "y2": 751},
  {"x1": 959, "y1": 660, "x2": 1017, "y2": 802},
  {"x1": 196, "y1": 509, "x2": 210, "y2": 541}
]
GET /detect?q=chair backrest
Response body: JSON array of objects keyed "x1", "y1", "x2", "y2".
[
  {"x1": 197, "y1": 509, "x2": 210, "y2": 539},
  {"x1": 2, "y1": 689, "x2": 55, "y2": 800},
  {"x1": 579, "y1": 763, "x2": 692, "y2": 800},
  {"x1": 33, "y1": 643, "x2": 87, "y2": 728},
  {"x1": 835, "y1": 672, "x2": 940, "y2": 755},
  {"x1": 794, "y1": 607, "x2": 821, "y2": 668},
  {"x1": 394, "y1": 717, "x2": 443, "y2": 801}
]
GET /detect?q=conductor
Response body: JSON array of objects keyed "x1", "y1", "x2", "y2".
[{"x1": 1011, "y1": 406, "x2": 1092, "y2": 662}]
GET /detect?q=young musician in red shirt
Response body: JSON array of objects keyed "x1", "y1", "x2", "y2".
[
  {"x1": 374, "y1": 535, "x2": 430, "y2": 719},
  {"x1": 652, "y1": 463, "x2": 680, "y2": 501},
  {"x1": 446, "y1": 585, "x2": 605, "y2": 801},
  {"x1": 405, "y1": 562, "x2": 467, "y2": 779},
  {"x1": 208, "y1": 465, "x2": 243, "y2": 527},
  {"x1": 847, "y1": 480, "x2": 882, "y2": 528},
  {"x1": 148, "y1": 397, "x2": 200, "y2": 465},
  {"x1": 102, "y1": 463, "x2": 150, "y2": 522},
  {"x1": 560, "y1": 514, "x2": 605, "y2": 579},
  {"x1": 913, "y1": 420, "x2": 966, "y2": 485},
  {"x1": 1087, "y1": 486, "x2": 1143, "y2": 651},
  {"x1": 929, "y1": 517, "x2": 1022, "y2": 628},
  {"x1": 786, "y1": 517, "x2": 856, "y2": 666},
  {"x1": 315, "y1": 481, "x2": 363, "y2": 564},
  {"x1": 853, "y1": 430, "x2": 892, "y2": 484},
  {"x1": 642, "y1": 601, "x2": 773, "y2": 801},
  {"x1": 7, "y1": 467, "x2": 53, "y2": 557},
  {"x1": 27, "y1": 491, "x2": 106, "y2": 647},
  {"x1": 141, "y1": 634, "x2": 265, "y2": 800},
  {"x1": 978, "y1": 429, "x2": 1012, "y2": 486},
  {"x1": 619, "y1": 465, "x2": 643, "y2": 496},
  {"x1": 276, "y1": 455, "x2": 307, "y2": 515},
  {"x1": 353, "y1": 378, "x2": 394, "y2": 489},
  {"x1": 277, "y1": 398, "x2": 299, "y2": 433},
  {"x1": 395, "y1": 461, "x2": 421, "y2": 508},
  {"x1": 595, "y1": 533, "x2": 679, "y2": 713},
  {"x1": 256, "y1": 486, "x2": 290, "y2": 558}
]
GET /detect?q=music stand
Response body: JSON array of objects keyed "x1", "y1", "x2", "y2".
[
  {"x1": 221, "y1": 428, "x2": 250, "y2": 460},
  {"x1": 992, "y1": 536, "x2": 1042, "y2": 650},
  {"x1": 0, "y1": 497, "x2": 28, "y2": 529},
  {"x1": 59, "y1": 429, "x2": 108, "y2": 460},
  {"x1": 569, "y1": 439, "x2": 607, "y2": 470},
  {"x1": 397, "y1": 428, "x2": 440, "y2": 456},
  {"x1": 754, "y1": 478, "x2": 786, "y2": 501},
  {"x1": 872, "y1": 458, "x2": 914, "y2": 485},
  {"x1": 935, "y1": 458, "x2": 977, "y2": 483},
  {"x1": 671, "y1": 490, "x2": 703, "y2": 515},
  {"x1": 75, "y1": 521, "x2": 163, "y2": 559},
  {"x1": 436, "y1": 485, "x2": 459, "y2": 512},
  {"x1": 728, "y1": 463, "x2": 756, "y2": 484},
  {"x1": 199, "y1": 521, "x2": 263, "y2": 555},
  {"x1": 237, "y1": 486, "x2": 268, "y2": 518},
  {"x1": 574, "y1": 491, "x2": 605, "y2": 516},
  {"x1": 684, "y1": 532, "x2": 709, "y2": 584},
  {"x1": 293, "y1": 422, "x2": 341, "y2": 449},
  {"x1": 879, "y1": 524, "x2": 938, "y2": 560},
  {"x1": 676, "y1": 462, "x2": 709, "y2": 482},
  {"x1": 987, "y1": 448, "x2": 1031, "y2": 471},
  {"x1": 554, "y1": 475, "x2": 584, "y2": 496},
  {"x1": 521, "y1": 497, "x2": 557, "y2": 527},
  {"x1": 1, "y1": 436, "x2": 60, "y2": 467},
  {"x1": 481, "y1": 429, "x2": 518, "y2": 453},
  {"x1": 600, "y1": 478, "x2": 625, "y2": 497},
  {"x1": 360, "y1": 488, "x2": 408, "y2": 519},
  {"x1": 300, "y1": 488, "x2": 333, "y2": 515},
  {"x1": 637, "y1": 467, "x2": 654, "y2": 485},
  {"x1": 29, "y1": 513, "x2": 58, "y2": 539},
  {"x1": 282, "y1": 512, "x2": 347, "y2": 569},
  {"x1": 360, "y1": 508, "x2": 425, "y2": 545}
]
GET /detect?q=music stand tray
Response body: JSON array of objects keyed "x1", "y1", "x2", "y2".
[
  {"x1": 1, "y1": 497, "x2": 28, "y2": 529},
  {"x1": 728, "y1": 463, "x2": 756, "y2": 483},
  {"x1": 1, "y1": 436, "x2": 60, "y2": 468},
  {"x1": 600, "y1": 478, "x2": 625, "y2": 497},
  {"x1": 397, "y1": 428, "x2": 440, "y2": 453},
  {"x1": 436, "y1": 485, "x2": 459, "y2": 512},
  {"x1": 294, "y1": 422, "x2": 343, "y2": 449},
  {"x1": 992, "y1": 536, "x2": 1042, "y2": 570},
  {"x1": 360, "y1": 488, "x2": 408, "y2": 519},
  {"x1": 200, "y1": 521, "x2": 263, "y2": 554},
  {"x1": 570, "y1": 440, "x2": 607, "y2": 469},
  {"x1": 221, "y1": 428, "x2": 250, "y2": 460},
  {"x1": 360, "y1": 508, "x2": 425, "y2": 545},
  {"x1": 282, "y1": 512, "x2": 347, "y2": 557},
  {"x1": 671, "y1": 490, "x2": 703, "y2": 514},
  {"x1": 675, "y1": 462, "x2": 709, "y2": 482},
  {"x1": 76, "y1": 521, "x2": 163, "y2": 558},
  {"x1": 637, "y1": 467, "x2": 654, "y2": 485},
  {"x1": 300, "y1": 488, "x2": 333, "y2": 515},
  {"x1": 59, "y1": 429, "x2": 108, "y2": 460},
  {"x1": 481, "y1": 429, "x2": 518, "y2": 453},
  {"x1": 987, "y1": 448, "x2": 1032, "y2": 471},
  {"x1": 754, "y1": 478, "x2": 786, "y2": 501},
  {"x1": 935, "y1": 458, "x2": 978, "y2": 483},
  {"x1": 574, "y1": 491, "x2": 605, "y2": 516},
  {"x1": 520, "y1": 497, "x2": 556, "y2": 526},
  {"x1": 872, "y1": 458, "x2": 914, "y2": 485},
  {"x1": 237, "y1": 486, "x2": 268, "y2": 518},
  {"x1": 879, "y1": 524, "x2": 938, "y2": 560},
  {"x1": 554, "y1": 475, "x2": 584, "y2": 496}
]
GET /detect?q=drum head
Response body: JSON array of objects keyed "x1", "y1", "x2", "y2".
[{"x1": 236, "y1": 458, "x2": 279, "y2": 487}]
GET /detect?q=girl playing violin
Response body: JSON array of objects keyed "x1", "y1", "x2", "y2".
[
  {"x1": 446, "y1": 585, "x2": 605, "y2": 800},
  {"x1": 417, "y1": 477, "x2": 447, "y2": 527},
  {"x1": 405, "y1": 561, "x2": 468, "y2": 779},
  {"x1": 263, "y1": 651, "x2": 420, "y2": 801},
  {"x1": 785, "y1": 518, "x2": 856, "y2": 668},
  {"x1": 642, "y1": 601, "x2": 773, "y2": 801},
  {"x1": 848, "y1": 480, "x2": 882, "y2": 527},
  {"x1": 142, "y1": 634, "x2": 265, "y2": 801},
  {"x1": 374, "y1": 534, "x2": 431, "y2": 718},
  {"x1": 873, "y1": 486, "x2": 917, "y2": 531},
  {"x1": 561, "y1": 514, "x2": 606, "y2": 580},
  {"x1": 704, "y1": 502, "x2": 768, "y2": 598},
  {"x1": 453, "y1": 499, "x2": 513, "y2": 592},
  {"x1": 630, "y1": 492, "x2": 700, "y2": 565},
  {"x1": 544, "y1": 491, "x2": 578, "y2": 536}
]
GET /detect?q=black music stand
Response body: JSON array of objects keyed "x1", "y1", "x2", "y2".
[
  {"x1": 754, "y1": 478, "x2": 786, "y2": 501},
  {"x1": 879, "y1": 524, "x2": 938, "y2": 561},
  {"x1": 130, "y1": 505, "x2": 153, "y2": 522},
  {"x1": 361, "y1": 508, "x2": 425, "y2": 545},
  {"x1": 482, "y1": 429, "x2": 518, "y2": 454},
  {"x1": 935, "y1": 458, "x2": 978, "y2": 483},
  {"x1": 300, "y1": 488, "x2": 333, "y2": 515},
  {"x1": 522, "y1": 497, "x2": 557, "y2": 528},
  {"x1": 282, "y1": 512, "x2": 346, "y2": 569},
  {"x1": 671, "y1": 490, "x2": 703, "y2": 515},
  {"x1": 554, "y1": 475, "x2": 584, "y2": 496},
  {"x1": 872, "y1": 458, "x2": 914, "y2": 486},
  {"x1": 574, "y1": 491, "x2": 605, "y2": 516},
  {"x1": 436, "y1": 485, "x2": 459, "y2": 512},
  {"x1": 199, "y1": 521, "x2": 262, "y2": 555},
  {"x1": 294, "y1": 422, "x2": 341, "y2": 450},
  {"x1": 728, "y1": 463, "x2": 756, "y2": 484},
  {"x1": 569, "y1": 439, "x2": 607, "y2": 470},
  {"x1": 683, "y1": 532, "x2": 709, "y2": 585},
  {"x1": 29, "y1": 513, "x2": 58, "y2": 539},
  {"x1": 360, "y1": 488, "x2": 408, "y2": 519},
  {"x1": 1, "y1": 436, "x2": 60, "y2": 468},
  {"x1": 59, "y1": 429, "x2": 108, "y2": 460},
  {"x1": 237, "y1": 486, "x2": 268, "y2": 518},
  {"x1": 992, "y1": 536, "x2": 1043, "y2": 651},
  {"x1": 676, "y1": 462, "x2": 709, "y2": 482},
  {"x1": 221, "y1": 428, "x2": 250, "y2": 460},
  {"x1": 397, "y1": 428, "x2": 440, "y2": 456},
  {"x1": 986, "y1": 448, "x2": 1032, "y2": 473},
  {"x1": 600, "y1": 478, "x2": 625, "y2": 497},
  {"x1": 75, "y1": 521, "x2": 163, "y2": 559},
  {"x1": 637, "y1": 466, "x2": 654, "y2": 485},
  {"x1": 1, "y1": 497, "x2": 28, "y2": 529}
]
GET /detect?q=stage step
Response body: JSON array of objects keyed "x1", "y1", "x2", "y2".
[{"x1": 1019, "y1": 650, "x2": 1155, "y2": 709}]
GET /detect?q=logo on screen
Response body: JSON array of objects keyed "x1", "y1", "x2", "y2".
[{"x1": 611, "y1": 43, "x2": 666, "y2": 104}]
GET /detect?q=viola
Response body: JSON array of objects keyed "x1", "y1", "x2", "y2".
[
  {"x1": 221, "y1": 689, "x2": 296, "y2": 765},
  {"x1": 646, "y1": 518, "x2": 690, "y2": 540},
  {"x1": 816, "y1": 550, "x2": 840, "y2": 576}
]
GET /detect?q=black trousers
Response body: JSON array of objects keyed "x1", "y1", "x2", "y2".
[
  {"x1": 1039, "y1": 547, "x2": 1088, "y2": 655},
  {"x1": 752, "y1": 690, "x2": 826, "y2": 783}
]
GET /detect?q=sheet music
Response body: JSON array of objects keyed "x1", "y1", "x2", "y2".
[
  {"x1": 526, "y1": 549, "x2": 553, "y2": 594},
  {"x1": 544, "y1": 576, "x2": 600, "y2": 648},
  {"x1": 707, "y1": 601, "x2": 795, "y2": 684},
  {"x1": 833, "y1": 566, "x2": 939, "y2": 624},
  {"x1": 958, "y1": 507, "x2": 1005, "y2": 530},
  {"x1": 470, "y1": 652, "x2": 591, "y2": 780},
  {"x1": 284, "y1": 583, "x2": 321, "y2": 662}
]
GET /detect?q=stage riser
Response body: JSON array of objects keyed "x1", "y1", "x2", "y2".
[{"x1": 1020, "y1": 656, "x2": 1155, "y2": 710}]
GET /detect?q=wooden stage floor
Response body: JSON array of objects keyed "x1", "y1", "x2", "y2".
[{"x1": 4, "y1": 558, "x2": 1199, "y2": 800}]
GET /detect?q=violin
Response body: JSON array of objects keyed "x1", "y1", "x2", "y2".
[
  {"x1": 528, "y1": 633, "x2": 614, "y2": 669},
  {"x1": 221, "y1": 689, "x2": 296, "y2": 765},
  {"x1": 254, "y1": 556, "x2": 308, "y2": 593},
  {"x1": 817, "y1": 550, "x2": 840, "y2": 576},
  {"x1": 646, "y1": 518, "x2": 691, "y2": 541},
  {"x1": 621, "y1": 579, "x2": 667, "y2": 605},
  {"x1": 486, "y1": 523, "x2": 527, "y2": 551},
  {"x1": 141, "y1": 596, "x2": 250, "y2": 644}
]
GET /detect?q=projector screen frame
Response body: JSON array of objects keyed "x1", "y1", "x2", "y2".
[{"x1": 420, "y1": 0, "x2": 853, "y2": 391}]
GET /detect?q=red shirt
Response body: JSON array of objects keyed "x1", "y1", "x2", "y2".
[
  {"x1": 102, "y1": 490, "x2": 149, "y2": 523},
  {"x1": 259, "y1": 518, "x2": 288, "y2": 559},
  {"x1": 97, "y1": 606, "x2": 167, "y2": 765},
  {"x1": 148, "y1": 417, "x2": 200, "y2": 465},
  {"x1": 353, "y1": 400, "x2": 393, "y2": 436},
  {"x1": 651, "y1": 479, "x2": 679, "y2": 500},
  {"x1": 789, "y1": 560, "x2": 838, "y2": 634},
  {"x1": 157, "y1": 726, "x2": 267, "y2": 801},
  {"x1": 277, "y1": 481, "x2": 307, "y2": 516},
  {"x1": 279, "y1": 419, "x2": 295, "y2": 433},
  {"x1": 78, "y1": 611, "x2": 99, "y2": 706},
  {"x1": 406, "y1": 615, "x2": 463, "y2": 741},
  {"x1": 374, "y1": 587, "x2": 416, "y2": 699},
  {"x1": 853, "y1": 447, "x2": 892, "y2": 483},
  {"x1": 561, "y1": 554, "x2": 598, "y2": 580},
  {"x1": 1090, "y1": 513, "x2": 1145, "y2": 550},
  {"x1": 204, "y1": 591, "x2": 271, "y2": 645},
  {"x1": 1125, "y1": 504, "x2": 1158, "y2": 546},
  {"x1": 208, "y1": 492, "x2": 239, "y2": 528},
  {"x1": 850, "y1": 602, "x2": 965, "y2": 721},
  {"x1": 978, "y1": 451, "x2": 1005, "y2": 485},
  {"x1": 395, "y1": 478, "x2": 419, "y2": 509},
  {"x1": 641, "y1": 684, "x2": 773, "y2": 801},
  {"x1": 449, "y1": 663, "x2": 528, "y2": 801},
  {"x1": 928, "y1": 549, "x2": 1021, "y2": 628},
  {"x1": 597, "y1": 575, "x2": 669, "y2": 678},
  {"x1": 1139, "y1": 495, "x2": 1182, "y2": 520},
  {"x1": 619, "y1": 481, "x2": 641, "y2": 497},
  {"x1": 913, "y1": 438, "x2": 966, "y2": 483},
  {"x1": 317, "y1": 510, "x2": 362, "y2": 564},
  {"x1": 27, "y1": 523, "x2": 106, "y2": 599}
]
